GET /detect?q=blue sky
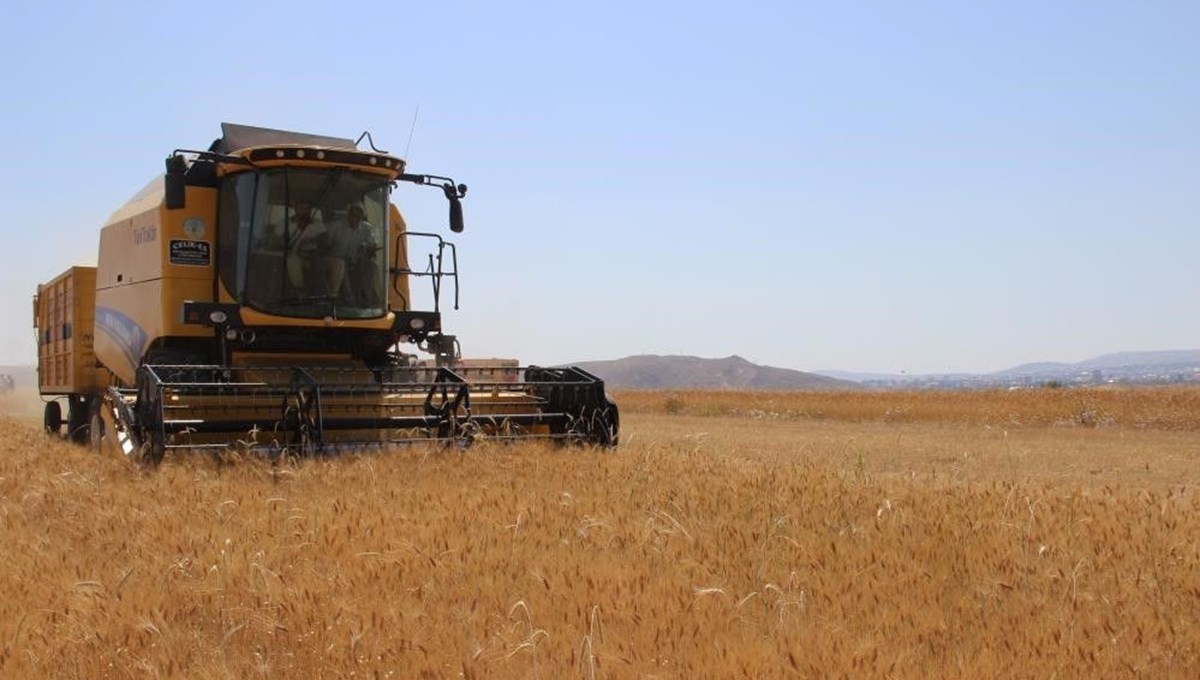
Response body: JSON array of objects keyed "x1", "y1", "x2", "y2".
[{"x1": 2, "y1": 1, "x2": 1196, "y2": 374}]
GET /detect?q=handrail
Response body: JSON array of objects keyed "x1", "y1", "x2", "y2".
[{"x1": 390, "y1": 231, "x2": 460, "y2": 313}]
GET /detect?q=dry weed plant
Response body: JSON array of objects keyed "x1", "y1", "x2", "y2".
[{"x1": 0, "y1": 387, "x2": 1196, "y2": 677}]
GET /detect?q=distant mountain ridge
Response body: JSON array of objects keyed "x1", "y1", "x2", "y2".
[
  {"x1": 817, "y1": 349, "x2": 1200, "y2": 383},
  {"x1": 571, "y1": 355, "x2": 858, "y2": 390},
  {"x1": 998, "y1": 350, "x2": 1200, "y2": 376}
]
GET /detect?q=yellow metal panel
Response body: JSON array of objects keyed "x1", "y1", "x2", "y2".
[
  {"x1": 97, "y1": 206, "x2": 162, "y2": 287},
  {"x1": 94, "y1": 277, "x2": 214, "y2": 386},
  {"x1": 94, "y1": 281, "x2": 158, "y2": 386},
  {"x1": 389, "y1": 205, "x2": 411, "y2": 312},
  {"x1": 94, "y1": 183, "x2": 219, "y2": 385},
  {"x1": 159, "y1": 187, "x2": 217, "y2": 281},
  {"x1": 99, "y1": 185, "x2": 217, "y2": 290},
  {"x1": 161, "y1": 276, "x2": 219, "y2": 339}
]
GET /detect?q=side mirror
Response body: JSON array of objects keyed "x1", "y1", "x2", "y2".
[
  {"x1": 449, "y1": 196, "x2": 464, "y2": 233},
  {"x1": 443, "y1": 182, "x2": 467, "y2": 233},
  {"x1": 164, "y1": 154, "x2": 187, "y2": 210}
]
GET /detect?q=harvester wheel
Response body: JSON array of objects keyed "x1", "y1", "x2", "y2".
[
  {"x1": 43, "y1": 401, "x2": 62, "y2": 436},
  {"x1": 89, "y1": 410, "x2": 105, "y2": 453},
  {"x1": 67, "y1": 396, "x2": 90, "y2": 444},
  {"x1": 600, "y1": 394, "x2": 620, "y2": 447},
  {"x1": 140, "y1": 443, "x2": 165, "y2": 467},
  {"x1": 584, "y1": 395, "x2": 619, "y2": 447},
  {"x1": 133, "y1": 367, "x2": 167, "y2": 467}
]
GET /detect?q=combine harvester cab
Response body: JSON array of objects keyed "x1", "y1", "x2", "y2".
[{"x1": 35, "y1": 123, "x2": 617, "y2": 464}]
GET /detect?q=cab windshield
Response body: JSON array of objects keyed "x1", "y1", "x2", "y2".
[{"x1": 218, "y1": 167, "x2": 389, "y2": 319}]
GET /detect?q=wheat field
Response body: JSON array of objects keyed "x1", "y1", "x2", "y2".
[{"x1": 0, "y1": 388, "x2": 1197, "y2": 677}]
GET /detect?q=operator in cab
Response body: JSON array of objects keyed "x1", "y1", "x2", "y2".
[{"x1": 328, "y1": 202, "x2": 383, "y2": 308}]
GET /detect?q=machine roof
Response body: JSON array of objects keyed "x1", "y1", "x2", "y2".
[{"x1": 215, "y1": 123, "x2": 358, "y2": 153}]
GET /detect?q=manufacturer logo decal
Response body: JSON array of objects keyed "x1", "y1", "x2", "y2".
[
  {"x1": 133, "y1": 225, "x2": 158, "y2": 245},
  {"x1": 95, "y1": 306, "x2": 147, "y2": 370},
  {"x1": 169, "y1": 239, "x2": 211, "y2": 266}
]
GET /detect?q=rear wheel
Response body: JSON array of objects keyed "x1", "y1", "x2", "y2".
[{"x1": 43, "y1": 400, "x2": 62, "y2": 436}]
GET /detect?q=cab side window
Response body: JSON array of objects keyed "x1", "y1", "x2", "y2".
[{"x1": 217, "y1": 173, "x2": 257, "y2": 300}]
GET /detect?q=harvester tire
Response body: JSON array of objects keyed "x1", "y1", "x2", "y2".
[
  {"x1": 133, "y1": 367, "x2": 167, "y2": 467},
  {"x1": 67, "y1": 396, "x2": 90, "y2": 444},
  {"x1": 44, "y1": 401, "x2": 62, "y2": 436},
  {"x1": 602, "y1": 394, "x2": 620, "y2": 447},
  {"x1": 138, "y1": 442, "x2": 165, "y2": 468},
  {"x1": 89, "y1": 411, "x2": 105, "y2": 453}
]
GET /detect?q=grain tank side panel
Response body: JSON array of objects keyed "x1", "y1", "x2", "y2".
[{"x1": 95, "y1": 183, "x2": 218, "y2": 385}]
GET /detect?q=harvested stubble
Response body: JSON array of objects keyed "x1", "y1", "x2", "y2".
[{"x1": 0, "y1": 388, "x2": 1197, "y2": 677}]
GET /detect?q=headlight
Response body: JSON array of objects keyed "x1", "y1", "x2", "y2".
[
  {"x1": 209, "y1": 310, "x2": 228, "y2": 324},
  {"x1": 409, "y1": 317, "x2": 426, "y2": 330}
]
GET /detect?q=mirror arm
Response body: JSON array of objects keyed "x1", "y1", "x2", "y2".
[
  {"x1": 397, "y1": 173, "x2": 468, "y2": 233},
  {"x1": 398, "y1": 173, "x2": 468, "y2": 199}
]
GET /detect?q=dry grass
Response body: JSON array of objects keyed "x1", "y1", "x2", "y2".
[
  {"x1": 622, "y1": 386, "x2": 1200, "y2": 430},
  {"x1": 0, "y1": 388, "x2": 1197, "y2": 677}
]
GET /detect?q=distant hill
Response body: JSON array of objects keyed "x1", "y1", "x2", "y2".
[
  {"x1": 815, "y1": 350, "x2": 1200, "y2": 383},
  {"x1": 571, "y1": 355, "x2": 859, "y2": 390},
  {"x1": 1075, "y1": 350, "x2": 1200, "y2": 370},
  {"x1": 992, "y1": 350, "x2": 1200, "y2": 378}
]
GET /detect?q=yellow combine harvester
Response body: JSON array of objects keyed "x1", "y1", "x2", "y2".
[{"x1": 34, "y1": 123, "x2": 617, "y2": 463}]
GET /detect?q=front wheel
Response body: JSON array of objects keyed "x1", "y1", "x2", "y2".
[
  {"x1": 598, "y1": 394, "x2": 620, "y2": 447},
  {"x1": 89, "y1": 410, "x2": 105, "y2": 453},
  {"x1": 67, "y1": 396, "x2": 90, "y2": 444}
]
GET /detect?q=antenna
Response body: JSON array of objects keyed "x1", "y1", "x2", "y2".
[{"x1": 403, "y1": 105, "x2": 420, "y2": 161}]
